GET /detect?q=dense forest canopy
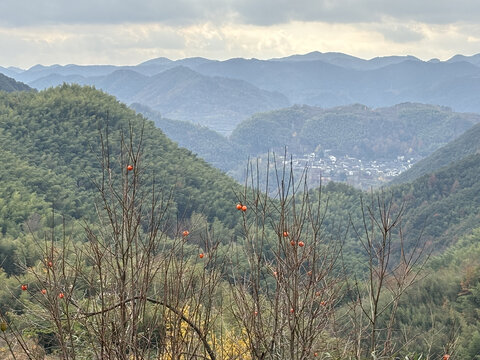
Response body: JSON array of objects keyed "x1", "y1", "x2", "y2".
[
  {"x1": 230, "y1": 103, "x2": 480, "y2": 161},
  {"x1": 392, "y1": 120, "x2": 480, "y2": 184},
  {"x1": 0, "y1": 85, "x2": 241, "y2": 230}
]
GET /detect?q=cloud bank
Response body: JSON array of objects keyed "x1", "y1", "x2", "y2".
[
  {"x1": 1, "y1": 0, "x2": 478, "y2": 27},
  {"x1": 0, "y1": 0, "x2": 479, "y2": 68}
]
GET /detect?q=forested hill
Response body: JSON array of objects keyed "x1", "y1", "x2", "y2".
[
  {"x1": 2, "y1": 84, "x2": 477, "y2": 249},
  {"x1": 230, "y1": 103, "x2": 480, "y2": 161},
  {"x1": 129, "y1": 101, "x2": 480, "y2": 188},
  {"x1": 0, "y1": 73, "x2": 31, "y2": 92},
  {"x1": 130, "y1": 103, "x2": 244, "y2": 172},
  {"x1": 0, "y1": 85, "x2": 241, "y2": 239},
  {"x1": 391, "y1": 152, "x2": 480, "y2": 249},
  {"x1": 391, "y1": 121, "x2": 480, "y2": 184}
]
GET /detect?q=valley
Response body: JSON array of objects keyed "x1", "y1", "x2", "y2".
[{"x1": 286, "y1": 151, "x2": 417, "y2": 189}]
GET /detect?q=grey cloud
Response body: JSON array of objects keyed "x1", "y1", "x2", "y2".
[
  {"x1": 376, "y1": 0, "x2": 478, "y2": 24},
  {"x1": 377, "y1": 24, "x2": 425, "y2": 43},
  {"x1": 0, "y1": 0, "x2": 230, "y2": 27},
  {"x1": 232, "y1": 0, "x2": 380, "y2": 26},
  {"x1": 1, "y1": 0, "x2": 480, "y2": 27},
  {"x1": 233, "y1": 0, "x2": 480, "y2": 25}
]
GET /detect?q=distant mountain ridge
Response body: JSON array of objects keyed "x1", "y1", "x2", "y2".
[
  {"x1": 25, "y1": 66, "x2": 289, "y2": 134},
  {"x1": 263, "y1": 51, "x2": 423, "y2": 70},
  {"x1": 3, "y1": 51, "x2": 480, "y2": 134},
  {"x1": 194, "y1": 58, "x2": 480, "y2": 110}
]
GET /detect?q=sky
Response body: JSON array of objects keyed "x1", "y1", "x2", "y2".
[{"x1": 1, "y1": 0, "x2": 480, "y2": 69}]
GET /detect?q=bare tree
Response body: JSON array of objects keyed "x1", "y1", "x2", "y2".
[
  {"x1": 229, "y1": 155, "x2": 346, "y2": 360},
  {"x1": 347, "y1": 191, "x2": 429, "y2": 359}
]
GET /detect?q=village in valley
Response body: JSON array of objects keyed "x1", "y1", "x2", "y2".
[{"x1": 284, "y1": 151, "x2": 418, "y2": 190}]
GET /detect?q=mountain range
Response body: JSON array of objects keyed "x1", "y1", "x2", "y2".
[{"x1": 3, "y1": 52, "x2": 480, "y2": 134}]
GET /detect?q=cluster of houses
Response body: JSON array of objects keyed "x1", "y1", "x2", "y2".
[{"x1": 284, "y1": 151, "x2": 417, "y2": 189}]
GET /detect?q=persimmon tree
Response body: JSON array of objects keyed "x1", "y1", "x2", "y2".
[
  {"x1": 0, "y1": 122, "x2": 228, "y2": 360},
  {"x1": 229, "y1": 156, "x2": 346, "y2": 359}
]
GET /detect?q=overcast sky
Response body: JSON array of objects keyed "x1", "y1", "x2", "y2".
[{"x1": 1, "y1": 0, "x2": 480, "y2": 68}]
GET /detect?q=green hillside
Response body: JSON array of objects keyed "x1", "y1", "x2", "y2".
[
  {"x1": 393, "y1": 227, "x2": 480, "y2": 358},
  {"x1": 391, "y1": 153, "x2": 480, "y2": 250},
  {"x1": 0, "y1": 85, "x2": 241, "y2": 238},
  {"x1": 391, "y1": 121, "x2": 480, "y2": 184},
  {"x1": 1, "y1": 84, "x2": 475, "y2": 263},
  {"x1": 313, "y1": 150, "x2": 480, "y2": 264},
  {"x1": 1, "y1": 84, "x2": 480, "y2": 359},
  {"x1": 130, "y1": 103, "x2": 245, "y2": 172}
]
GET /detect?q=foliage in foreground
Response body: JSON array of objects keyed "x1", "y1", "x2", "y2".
[{"x1": 0, "y1": 130, "x2": 434, "y2": 360}]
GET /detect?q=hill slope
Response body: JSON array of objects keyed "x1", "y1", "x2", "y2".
[
  {"x1": 130, "y1": 103, "x2": 244, "y2": 172},
  {"x1": 1, "y1": 84, "x2": 480, "y2": 359},
  {"x1": 390, "y1": 153, "x2": 480, "y2": 249},
  {"x1": 391, "y1": 121, "x2": 480, "y2": 184},
  {"x1": 0, "y1": 73, "x2": 31, "y2": 92},
  {"x1": 0, "y1": 85, "x2": 242, "y2": 236}
]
